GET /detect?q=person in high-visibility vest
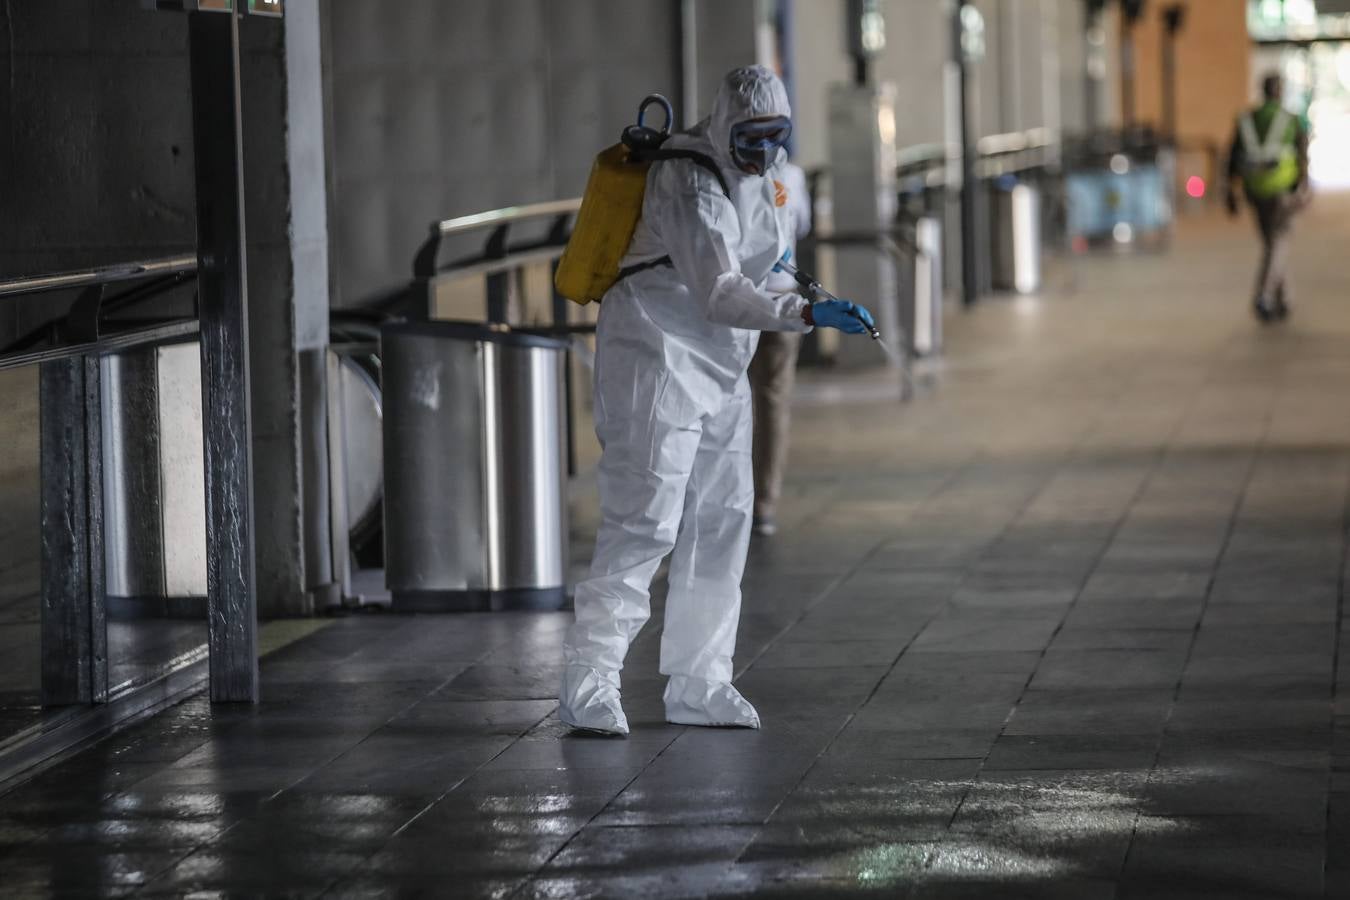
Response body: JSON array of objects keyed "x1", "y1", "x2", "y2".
[{"x1": 1225, "y1": 73, "x2": 1311, "y2": 322}]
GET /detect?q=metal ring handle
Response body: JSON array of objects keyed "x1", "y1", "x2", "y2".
[{"x1": 636, "y1": 94, "x2": 674, "y2": 136}]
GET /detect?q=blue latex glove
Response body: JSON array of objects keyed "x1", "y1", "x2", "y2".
[
  {"x1": 772, "y1": 248, "x2": 792, "y2": 273},
  {"x1": 810, "y1": 299, "x2": 875, "y2": 335}
]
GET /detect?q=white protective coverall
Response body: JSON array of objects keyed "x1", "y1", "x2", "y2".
[{"x1": 559, "y1": 66, "x2": 812, "y2": 735}]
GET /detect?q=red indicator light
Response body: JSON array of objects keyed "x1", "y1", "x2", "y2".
[{"x1": 1185, "y1": 175, "x2": 1206, "y2": 199}]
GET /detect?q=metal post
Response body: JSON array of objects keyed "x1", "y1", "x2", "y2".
[
  {"x1": 188, "y1": 9, "x2": 259, "y2": 704},
  {"x1": 953, "y1": 0, "x2": 979, "y2": 307},
  {"x1": 484, "y1": 225, "x2": 510, "y2": 324},
  {"x1": 1120, "y1": 0, "x2": 1145, "y2": 129},
  {"x1": 1161, "y1": 37, "x2": 1175, "y2": 140},
  {"x1": 486, "y1": 272, "x2": 509, "y2": 324},
  {"x1": 550, "y1": 265, "x2": 577, "y2": 478},
  {"x1": 1120, "y1": 32, "x2": 1135, "y2": 128},
  {"x1": 1161, "y1": 5, "x2": 1185, "y2": 142},
  {"x1": 1084, "y1": 0, "x2": 1106, "y2": 131},
  {"x1": 38, "y1": 356, "x2": 107, "y2": 706}
]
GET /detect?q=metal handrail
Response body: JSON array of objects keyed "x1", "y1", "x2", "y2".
[
  {"x1": 413, "y1": 199, "x2": 581, "y2": 285},
  {"x1": 977, "y1": 127, "x2": 1056, "y2": 157},
  {"x1": 0, "y1": 254, "x2": 201, "y2": 369},
  {"x1": 893, "y1": 129, "x2": 1060, "y2": 190},
  {"x1": 896, "y1": 143, "x2": 950, "y2": 170},
  {"x1": 434, "y1": 199, "x2": 581, "y2": 238},
  {"x1": 0, "y1": 254, "x2": 197, "y2": 298},
  {"x1": 0, "y1": 320, "x2": 200, "y2": 373}
]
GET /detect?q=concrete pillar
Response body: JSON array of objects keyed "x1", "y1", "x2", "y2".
[
  {"x1": 692, "y1": 0, "x2": 759, "y2": 117},
  {"x1": 877, "y1": 0, "x2": 949, "y2": 149},
  {"x1": 787, "y1": 0, "x2": 851, "y2": 170},
  {"x1": 238, "y1": 6, "x2": 334, "y2": 618},
  {"x1": 285, "y1": 0, "x2": 337, "y2": 612},
  {"x1": 237, "y1": 12, "x2": 300, "y2": 620}
]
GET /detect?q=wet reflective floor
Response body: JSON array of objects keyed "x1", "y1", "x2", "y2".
[{"x1": 3, "y1": 198, "x2": 1350, "y2": 897}]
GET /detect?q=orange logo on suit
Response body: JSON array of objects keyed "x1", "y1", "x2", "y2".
[{"x1": 773, "y1": 180, "x2": 788, "y2": 207}]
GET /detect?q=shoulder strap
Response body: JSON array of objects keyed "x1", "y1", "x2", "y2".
[
  {"x1": 616, "y1": 255, "x2": 673, "y2": 282},
  {"x1": 631, "y1": 147, "x2": 732, "y2": 198},
  {"x1": 1264, "y1": 109, "x2": 1293, "y2": 157},
  {"x1": 612, "y1": 149, "x2": 732, "y2": 287},
  {"x1": 1238, "y1": 112, "x2": 1261, "y2": 159}
]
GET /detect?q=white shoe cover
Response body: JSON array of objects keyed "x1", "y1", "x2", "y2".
[
  {"x1": 558, "y1": 665, "x2": 629, "y2": 736},
  {"x1": 664, "y1": 676, "x2": 761, "y2": 729}
]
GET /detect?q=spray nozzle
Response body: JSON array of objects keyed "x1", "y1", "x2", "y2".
[{"x1": 776, "y1": 258, "x2": 881, "y2": 341}]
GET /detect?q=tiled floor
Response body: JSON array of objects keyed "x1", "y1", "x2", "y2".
[
  {"x1": 2, "y1": 198, "x2": 1349, "y2": 898},
  {"x1": 0, "y1": 585, "x2": 209, "y2": 744}
]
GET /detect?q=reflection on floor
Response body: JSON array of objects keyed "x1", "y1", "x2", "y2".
[
  {"x1": 1, "y1": 197, "x2": 1350, "y2": 897},
  {"x1": 0, "y1": 581, "x2": 206, "y2": 743}
]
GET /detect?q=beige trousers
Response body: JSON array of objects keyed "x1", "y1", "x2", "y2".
[
  {"x1": 1251, "y1": 193, "x2": 1299, "y2": 305},
  {"x1": 748, "y1": 330, "x2": 802, "y2": 520}
]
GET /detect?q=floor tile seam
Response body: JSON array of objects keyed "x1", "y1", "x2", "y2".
[
  {"x1": 8, "y1": 626, "x2": 404, "y2": 807},
  {"x1": 1069, "y1": 353, "x2": 1191, "y2": 457},
  {"x1": 501, "y1": 728, "x2": 692, "y2": 898},
  {"x1": 258, "y1": 664, "x2": 485, "y2": 806},
  {"x1": 526, "y1": 488, "x2": 949, "y2": 885},
  {"x1": 7, "y1": 686, "x2": 222, "y2": 805},
  {"x1": 731, "y1": 447, "x2": 1088, "y2": 867},
  {"x1": 731, "y1": 455, "x2": 980, "y2": 679},
  {"x1": 310, "y1": 704, "x2": 564, "y2": 900},
  {"x1": 131, "y1": 785, "x2": 352, "y2": 896},
  {"x1": 124, "y1": 844, "x2": 220, "y2": 897},
  {"x1": 1114, "y1": 388, "x2": 1274, "y2": 860},
  {"x1": 931, "y1": 360, "x2": 1223, "y2": 838},
  {"x1": 1120, "y1": 382, "x2": 1282, "y2": 881},
  {"x1": 941, "y1": 446, "x2": 1171, "y2": 838},
  {"x1": 1321, "y1": 448, "x2": 1350, "y2": 886},
  {"x1": 575, "y1": 460, "x2": 988, "y2": 875},
  {"x1": 386, "y1": 704, "x2": 563, "y2": 838}
]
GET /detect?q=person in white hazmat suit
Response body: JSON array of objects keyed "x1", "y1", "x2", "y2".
[{"x1": 559, "y1": 65, "x2": 875, "y2": 735}]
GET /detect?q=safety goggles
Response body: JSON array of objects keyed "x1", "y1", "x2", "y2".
[{"x1": 729, "y1": 116, "x2": 792, "y2": 174}]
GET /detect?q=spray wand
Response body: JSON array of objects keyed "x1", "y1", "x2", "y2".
[{"x1": 774, "y1": 258, "x2": 881, "y2": 341}]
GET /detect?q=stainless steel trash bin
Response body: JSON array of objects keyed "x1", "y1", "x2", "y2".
[
  {"x1": 382, "y1": 321, "x2": 568, "y2": 612},
  {"x1": 989, "y1": 177, "x2": 1042, "y2": 294},
  {"x1": 899, "y1": 215, "x2": 943, "y2": 358}
]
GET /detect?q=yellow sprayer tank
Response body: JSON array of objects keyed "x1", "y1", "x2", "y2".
[{"x1": 554, "y1": 143, "x2": 651, "y2": 306}]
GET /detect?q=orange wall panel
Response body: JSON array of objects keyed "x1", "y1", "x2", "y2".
[{"x1": 1122, "y1": 0, "x2": 1250, "y2": 151}]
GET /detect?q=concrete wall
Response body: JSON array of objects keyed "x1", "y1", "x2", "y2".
[
  {"x1": 0, "y1": 2, "x2": 309, "y2": 618},
  {"x1": 0, "y1": 0, "x2": 198, "y2": 342},
  {"x1": 981, "y1": 0, "x2": 1063, "y2": 136},
  {"x1": 692, "y1": 0, "x2": 759, "y2": 124},
  {"x1": 322, "y1": 0, "x2": 682, "y2": 309},
  {"x1": 790, "y1": 0, "x2": 1075, "y2": 168},
  {"x1": 790, "y1": 0, "x2": 852, "y2": 170},
  {"x1": 0, "y1": 369, "x2": 39, "y2": 603},
  {"x1": 0, "y1": 0, "x2": 197, "y2": 612},
  {"x1": 1057, "y1": 0, "x2": 1090, "y2": 133},
  {"x1": 876, "y1": 0, "x2": 952, "y2": 148}
]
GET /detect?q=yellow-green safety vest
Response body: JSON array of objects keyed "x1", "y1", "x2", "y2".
[{"x1": 1239, "y1": 105, "x2": 1300, "y2": 198}]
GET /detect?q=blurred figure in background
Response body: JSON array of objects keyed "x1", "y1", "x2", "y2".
[
  {"x1": 1225, "y1": 73, "x2": 1311, "y2": 323},
  {"x1": 749, "y1": 160, "x2": 812, "y2": 537}
]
